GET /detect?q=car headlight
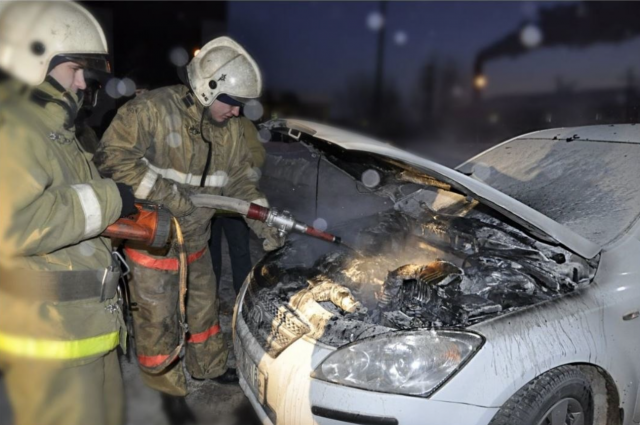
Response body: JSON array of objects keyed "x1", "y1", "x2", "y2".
[{"x1": 312, "y1": 330, "x2": 483, "y2": 397}]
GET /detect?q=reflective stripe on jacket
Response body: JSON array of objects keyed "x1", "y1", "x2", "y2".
[{"x1": 0, "y1": 330, "x2": 120, "y2": 360}]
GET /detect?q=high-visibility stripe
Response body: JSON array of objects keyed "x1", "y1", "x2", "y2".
[
  {"x1": 137, "y1": 353, "x2": 171, "y2": 368},
  {"x1": 0, "y1": 330, "x2": 119, "y2": 360},
  {"x1": 140, "y1": 158, "x2": 228, "y2": 187},
  {"x1": 71, "y1": 184, "x2": 102, "y2": 237},
  {"x1": 124, "y1": 246, "x2": 206, "y2": 271},
  {"x1": 135, "y1": 168, "x2": 159, "y2": 199},
  {"x1": 204, "y1": 171, "x2": 229, "y2": 188},
  {"x1": 187, "y1": 324, "x2": 221, "y2": 344}
]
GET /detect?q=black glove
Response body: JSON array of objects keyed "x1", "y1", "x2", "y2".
[{"x1": 116, "y1": 183, "x2": 137, "y2": 218}]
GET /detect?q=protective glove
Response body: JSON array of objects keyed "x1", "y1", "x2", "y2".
[
  {"x1": 165, "y1": 184, "x2": 197, "y2": 218},
  {"x1": 246, "y1": 219, "x2": 285, "y2": 251},
  {"x1": 116, "y1": 183, "x2": 137, "y2": 218},
  {"x1": 245, "y1": 198, "x2": 285, "y2": 251},
  {"x1": 261, "y1": 225, "x2": 285, "y2": 251}
]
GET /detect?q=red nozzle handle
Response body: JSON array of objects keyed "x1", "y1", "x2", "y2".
[{"x1": 305, "y1": 226, "x2": 339, "y2": 243}]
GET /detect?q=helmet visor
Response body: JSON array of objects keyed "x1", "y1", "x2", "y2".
[
  {"x1": 217, "y1": 93, "x2": 245, "y2": 107},
  {"x1": 59, "y1": 54, "x2": 111, "y2": 74}
]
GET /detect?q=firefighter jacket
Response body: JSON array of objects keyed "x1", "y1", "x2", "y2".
[
  {"x1": 95, "y1": 85, "x2": 267, "y2": 253},
  {"x1": 240, "y1": 116, "x2": 266, "y2": 180},
  {"x1": 0, "y1": 78, "x2": 125, "y2": 363}
]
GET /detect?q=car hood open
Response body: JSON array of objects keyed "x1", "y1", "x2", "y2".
[{"x1": 262, "y1": 119, "x2": 601, "y2": 259}]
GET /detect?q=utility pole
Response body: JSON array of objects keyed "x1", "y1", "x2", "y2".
[{"x1": 372, "y1": 1, "x2": 387, "y2": 123}]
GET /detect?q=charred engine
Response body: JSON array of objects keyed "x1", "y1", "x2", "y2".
[
  {"x1": 244, "y1": 190, "x2": 595, "y2": 353},
  {"x1": 241, "y1": 142, "x2": 597, "y2": 353}
]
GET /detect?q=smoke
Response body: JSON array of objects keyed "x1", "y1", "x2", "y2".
[
  {"x1": 270, "y1": 208, "x2": 458, "y2": 318},
  {"x1": 474, "y1": 2, "x2": 640, "y2": 76}
]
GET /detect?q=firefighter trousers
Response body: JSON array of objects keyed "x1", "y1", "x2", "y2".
[
  {"x1": 0, "y1": 349, "x2": 123, "y2": 425},
  {"x1": 125, "y1": 245, "x2": 227, "y2": 396}
]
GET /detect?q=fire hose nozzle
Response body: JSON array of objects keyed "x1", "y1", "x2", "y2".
[
  {"x1": 265, "y1": 208, "x2": 306, "y2": 237},
  {"x1": 246, "y1": 203, "x2": 340, "y2": 244}
]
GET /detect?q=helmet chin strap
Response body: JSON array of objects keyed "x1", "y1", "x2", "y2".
[
  {"x1": 62, "y1": 90, "x2": 84, "y2": 129},
  {"x1": 31, "y1": 75, "x2": 84, "y2": 129}
]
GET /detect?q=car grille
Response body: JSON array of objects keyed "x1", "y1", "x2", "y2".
[{"x1": 241, "y1": 282, "x2": 310, "y2": 357}]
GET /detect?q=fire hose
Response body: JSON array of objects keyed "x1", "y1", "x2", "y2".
[
  {"x1": 143, "y1": 216, "x2": 187, "y2": 373},
  {"x1": 102, "y1": 195, "x2": 344, "y2": 372},
  {"x1": 102, "y1": 196, "x2": 343, "y2": 247}
]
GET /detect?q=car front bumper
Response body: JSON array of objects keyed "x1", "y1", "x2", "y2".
[{"x1": 234, "y1": 310, "x2": 499, "y2": 425}]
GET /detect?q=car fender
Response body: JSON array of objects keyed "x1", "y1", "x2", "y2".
[{"x1": 431, "y1": 236, "x2": 640, "y2": 420}]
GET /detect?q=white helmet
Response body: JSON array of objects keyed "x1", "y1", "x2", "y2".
[
  {"x1": 0, "y1": 1, "x2": 110, "y2": 86},
  {"x1": 187, "y1": 36, "x2": 262, "y2": 107}
]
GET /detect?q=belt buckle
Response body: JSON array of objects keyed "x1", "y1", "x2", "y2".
[
  {"x1": 100, "y1": 269, "x2": 121, "y2": 303},
  {"x1": 100, "y1": 251, "x2": 129, "y2": 302}
]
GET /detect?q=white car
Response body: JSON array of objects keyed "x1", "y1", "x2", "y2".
[{"x1": 233, "y1": 121, "x2": 640, "y2": 425}]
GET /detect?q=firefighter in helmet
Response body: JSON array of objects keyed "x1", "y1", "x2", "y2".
[
  {"x1": 95, "y1": 36, "x2": 283, "y2": 421},
  {"x1": 0, "y1": 2, "x2": 137, "y2": 425}
]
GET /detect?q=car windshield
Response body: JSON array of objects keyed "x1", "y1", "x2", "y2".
[{"x1": 460, "y1": 137, "x2": 640, "y2": 246}]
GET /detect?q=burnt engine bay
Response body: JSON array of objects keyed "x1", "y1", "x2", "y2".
[{"x1": 242, "y1": 176, "x2": 595, "y2": 356}]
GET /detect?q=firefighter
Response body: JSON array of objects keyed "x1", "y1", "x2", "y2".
[
  {"x1": 0, "y1": 2, "x2": 136, "y2": 425},
  {"x1": 94, "y1": 36, "x2": 283, "y2": 420}
]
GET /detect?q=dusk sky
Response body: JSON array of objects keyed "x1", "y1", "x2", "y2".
[{"x1": 227, "y1": 1, "x2": 640, "y2": 101}]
